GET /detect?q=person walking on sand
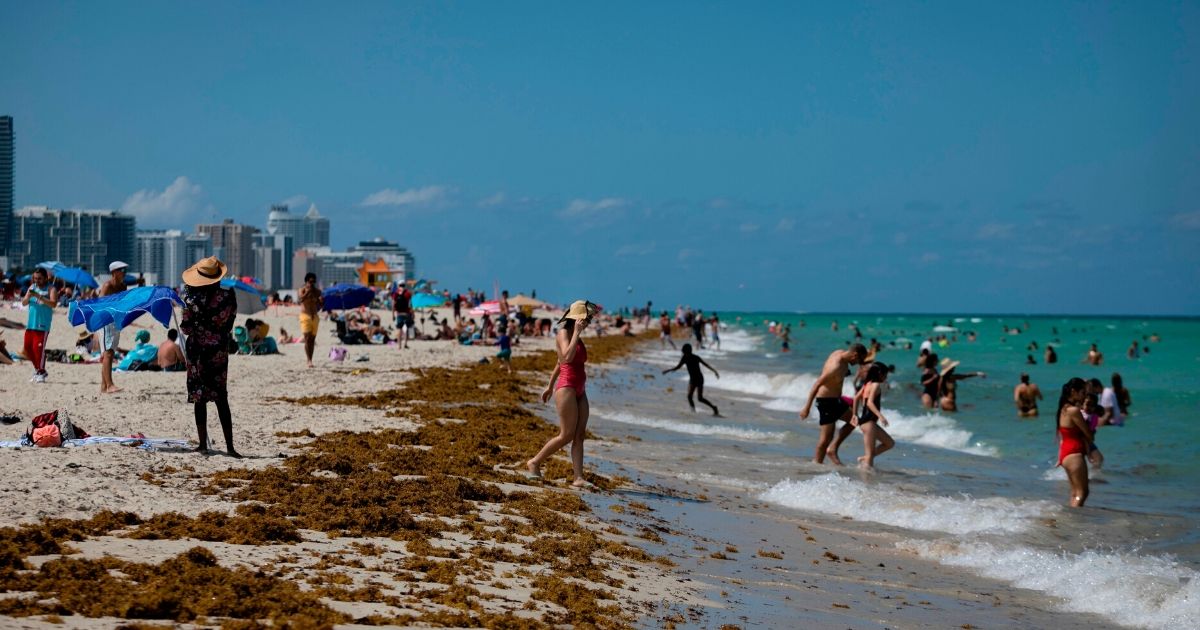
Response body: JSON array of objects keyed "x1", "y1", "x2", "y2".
[
  {"x1": 180, "y1": 256, "x2": 240, "y2": 457},
  {"x1": 21, "y1": 267, "x2": 57, "y2": 383},
  {"x1": 663, "y1": 343, "x2": 720, "y2": 416},
  {"x1": 526, "y1": 300, "x2": 598, "y2": 488},
  {"x1": 1014, "y1": 373, "x2": 1043, "y2": 417},
  {"x1": 392, "y1": 283, "x2": 411, "y2": 349},
  {"x1": 799, "y1": 343, "x2": 868, "y2": 465},
  {"x1": 98, "y1": 261, "x2": 129, "y2": 394},
  {"x1": 298, "y1": 273, "x2": 323, "y2": 368},
  {"x1": 1055, "y1": 377, "x2": 1100, "y2": 507},
  {"x1": 659, "y1": 311, "x2": 676, "y2": 348},
  {"x1": 852, "y1": 362, "x2": 895, "y2": 470}
]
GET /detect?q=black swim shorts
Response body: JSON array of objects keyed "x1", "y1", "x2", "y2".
[{"x1": 816, "y1": 396, "x2": 850, "y2": 426}]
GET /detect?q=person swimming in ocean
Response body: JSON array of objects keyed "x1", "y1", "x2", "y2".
[
  {"x1": 851, "y1": 362, "x2": 895, "y2": 470},
  {"x1": 662, "y1": 343, "x2": 720, "y2": 416},
  {"x1": 799, "y1": 343, "x2": 868, "y2": 465},
  {"x1": 1014, "y1": 373, "x2": 1043, "y2": 417}
]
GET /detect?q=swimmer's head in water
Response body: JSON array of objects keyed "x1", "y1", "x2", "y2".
[
  {"x1": 681, "y1": 343, "x2": 693, "y2": 355},
  {"x1": 1020, "y1": 373, "x2": 1031, "y2": 384}
]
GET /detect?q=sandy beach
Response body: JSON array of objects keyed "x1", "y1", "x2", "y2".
[{"x1": 0, "y1": 305, "x2": 1128, "y2": 627}]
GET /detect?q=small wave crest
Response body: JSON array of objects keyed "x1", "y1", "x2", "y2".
[
  {"x1": 883, "y1": 409, "x2": 999, "y2": 457},
  {"x1": 596, "y1": 411, "x2": 787, "y2": 442},
  {"x1": 677, "y1": 472, "x2": 769, "y2": 492},
  {"x1": 900, "y1": 539, "x2": 1200, "y2": 629},
  {"x1": 758, "y1": 473, "x2": 1053, "y2": 535}
]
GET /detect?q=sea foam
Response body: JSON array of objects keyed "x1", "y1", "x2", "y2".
[
  {"x1": 596, "y1": 411, "x2": 787, "y2": 442},
  {"x1": 758, "y1": 473, "x2": 1053, "y2": 535},
  {"x1": 900, "y1": 539, "x2": 1200, "y2": 629},
  {"x1": 883, "y1": 409, "x2": 999, "y2": 457}
]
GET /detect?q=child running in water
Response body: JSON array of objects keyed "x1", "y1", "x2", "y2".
[
  {"x1": 662, "y1": 343, "x2": 720, "y2": 416},
  {"x1": 852, "y1": 362, "x2": 895, "y2": 470}
]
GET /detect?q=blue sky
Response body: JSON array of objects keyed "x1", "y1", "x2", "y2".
[{"x1": 3, "y1": 1, "x2": 1198, "y2": 314}]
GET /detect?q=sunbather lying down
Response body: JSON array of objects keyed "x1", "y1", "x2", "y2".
[{"x1": 0, "y1": 332, "x2": 12, "y2": 364}]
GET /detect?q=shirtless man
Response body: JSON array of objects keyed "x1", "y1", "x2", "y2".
[
  {"x1": 1014, "y1": 373, "x2": 1042, "y2": 417},
  {"x1": 799, "y1": 343, "x2": 867, "y2": 465},
  {"x1": 1085, "y1": 344, "x2": 1103, "y2": 366},
  {"x1": 298, "y1": 273, "x2": 323, "y2": 368},
  {"x1": 98, "y1": 261, "x2": 129, "y2": 394},
  {"x1": 157, "y1": 329, "x2": 186, "y2": 371}
]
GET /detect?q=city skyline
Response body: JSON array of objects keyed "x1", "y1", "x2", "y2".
[{"x1": 3, "y1": 3, "x2": 1198, "y2": 314}]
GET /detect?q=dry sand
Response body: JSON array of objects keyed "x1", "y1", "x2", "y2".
[{"x1": 0, "y1": 303, "x2": 1122, "y2": 628}]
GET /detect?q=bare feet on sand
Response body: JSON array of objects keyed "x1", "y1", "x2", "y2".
[{"x1": 101, "y1": 386, "x2": 123, "y2": 394}]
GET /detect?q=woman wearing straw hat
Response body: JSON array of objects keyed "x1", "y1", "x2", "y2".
[
  {"x1": 937, "y1": 357, "x2": 986, "y2": 413},
  {"x1": 179, "y1": 256, "x2": 240, "y2": 457},
  {"x1": 526, "y1": 300, "x2": 598, "y2": 487}
]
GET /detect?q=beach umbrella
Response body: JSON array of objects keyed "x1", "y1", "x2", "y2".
[
  {"x1": 410, "y1": 292, "x2": 444, "y2": 309},
  {"x1": 322, "y1": 283, "x2": 375, "y2": 311},
  {"x1": 36, "y1": 261, "x2": 64, "y2": 271},
  {"x1": 507, "y1": 294, "x2": 546, "y2": 309},
  {"x1": 68, "y1": 285, "x2": 183, "y2": 332},
  {"x1": 47, "y1": 264, "x2": 99, "y2": 289},
  {"x1": 219, "y1": 278, "x2": 267, "y2": 315},
  {"x1": 468, "y1": 300, "x2": 504, "y2": 317}
]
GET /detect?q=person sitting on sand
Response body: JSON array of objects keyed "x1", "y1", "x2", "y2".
[
  {"x1": 179, "y1": 256, "x2": 240, "y2": 457},
  {"x1": 799, "y1": 343, "x2": 868, "y2": 465},
  {"x1": 662, "y1": 343, "x2": 720, "y2": 416},
  {"x1": 116, "y1": 329, "x2": 158, "y2": 371},
  {"x1": 526, "y1": 300, "x2": 598, "y2": 488},
  {"x1": 1014, "y1": 373, "x2": 1042, "y2": 417},
  {"x1": 852, "y1": 362, "x2": 895, "y2": 470},
  {"x1": 158, "y1": 329, "x2": 186, "y2": 371}
]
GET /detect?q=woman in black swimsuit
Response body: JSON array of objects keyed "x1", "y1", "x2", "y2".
[
  {"x1": 854, "y1": 362, "x2": 895, "y2": 470},
  {"x1": 663, "y1": 343, "x2": 720, "y2": 416},
  {"x1": 920, "y1": 353, "x2": 940, "y2": 408}
]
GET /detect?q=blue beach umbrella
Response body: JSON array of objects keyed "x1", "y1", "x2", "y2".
[
  {"x1": 409, "y1": 292, "x2": 443, "y2": 309},
  {"x1": 219, "y1": 278, "x2": 267, "y2": 314},
  {"x1": 322, "y1": 283, "x2": 375, "y2": 311},
  {"x1": 68, "y1": 285, "x2": 183, "y2": 332},
  {"x1": 46, "y1": 264, "x2": 99, "y2": 289}
]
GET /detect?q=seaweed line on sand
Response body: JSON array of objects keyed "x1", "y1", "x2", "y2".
[{"x1": 0, "y1": 330, "x2": 683, "y2": 628}]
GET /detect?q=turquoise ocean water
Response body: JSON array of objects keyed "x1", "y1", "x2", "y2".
[{"x1": 599, "y1": 312, "x2": 1198, "y2": 628}]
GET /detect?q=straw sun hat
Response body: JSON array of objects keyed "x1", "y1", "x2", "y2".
[
  {"x1": 182, "y1": 256, "x2": 227, "y2": 287},
  {"x1": 558, "y1": 300, "x2": 599, "y2": 323}
]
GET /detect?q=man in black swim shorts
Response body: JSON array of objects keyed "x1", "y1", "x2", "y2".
[{"x1": 800, "y1": 343, "x2": 867, "y2": 465}]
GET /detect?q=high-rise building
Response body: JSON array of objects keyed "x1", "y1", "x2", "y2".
[
  {"x1": 266, "y1": 203, "x2": 329, "y2": 248},
  {"x1": 196, "y1": 219, "x2": 258, "y2": 277},
  {"x1": 184, "y1": 233, "x2": 214, "y2": 266},
  {"x1": 11, "y1": 206, "x2": 136, "y2": 273},
  {"x1": 136, "y1": 229, "x2": 186, "y2": 287},
  {"x1": 292, "y1": 238, "x2": 417, "y2": 290},
  {"x1": 253, "y1": 232, "x2": 292, "y2": 291},
  {"x1": 0, "y1": 116, "x2": 13, "y2": 257},
  {"x1": 350, "y1": 237, "x2": 416, "y2": 280}
]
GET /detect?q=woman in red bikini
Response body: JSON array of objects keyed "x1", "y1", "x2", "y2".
[
  {"x1": 1056, "y1": 377, "x2": 1099, "y2": 507},
  {"x1": 526, "y1": 300, "x2": 598, "y2": 488}
]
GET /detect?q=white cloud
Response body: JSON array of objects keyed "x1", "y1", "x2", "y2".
[
  {"x1": 614, "y1": 242, "x2": 655, "y2": 257},
  {"x1": 478, "y1": 192, "x2": 507, "y2": 208},
  {"x1": 121, "y1": 176, "x2": 205, "y2": 227},
  {"x1": 278, "y1": 194, "x2": 309, "y2": 209},
  {"x1": 1170, "y1": 211, "x2": 1200, "y2": 230},
  {"x1": 559, "y1": 197, "x2": 627, "y2": 217},
  {"x1": 360, "y1": 186, "x2": 448, "y2": 207}
]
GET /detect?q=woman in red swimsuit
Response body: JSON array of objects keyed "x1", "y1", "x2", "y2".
[
  {"x1": 1056, "y1": 377, "x2": 1098, "y2": 507},
  {"x1": 526, "y1": 300, "x2": 597, "y2": 487}
]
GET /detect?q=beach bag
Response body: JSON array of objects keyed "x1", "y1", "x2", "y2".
[
  {"x1": 28, "y1": 411, "x2": 62, "y2": 447},
  {"x1": 329, "y1": 346, "x2": 347, "y2": 362}
]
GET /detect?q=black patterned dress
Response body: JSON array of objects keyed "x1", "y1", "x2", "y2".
[{"x1": 180, "y1": 285, "x2": 237, "y2": 403}]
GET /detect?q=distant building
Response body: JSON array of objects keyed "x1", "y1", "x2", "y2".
[
  {"x1": 253, "y1": 232, "x2": 292, "y2": 291},
  {"x1": 292, "y1": 237, "x2": 416, "y2": 290},
  {"x1": 196, "y1": 219, "x2": 258, "y2": 278},
  {"x1": 11, "y1": 206, "x2": 136, "y2": 274},
  {"x1": 266, "y1": 203, "x2": 329, "y2": 248},
  {"x1": 184, "y1": 233, "x2": 214, "y2": 266},
  {"x1": 0, "y1": 116, "x2": 13, "y2": 256},
  {"x1": 136, "y1": 229, "x2": 186, "y2": 287}
]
